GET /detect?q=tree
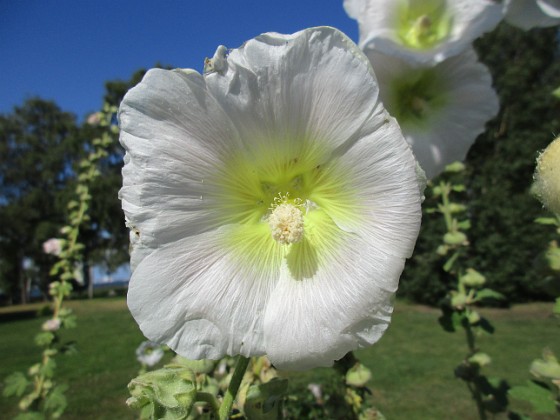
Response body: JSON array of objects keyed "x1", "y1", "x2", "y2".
[{"x1": 0, "y1": 99, "x2": 81, "y2": 303}]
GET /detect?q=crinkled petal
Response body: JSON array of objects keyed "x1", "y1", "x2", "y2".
[
  {"x1": 205, "y1": 27, "x2": 380, "y2": 156},
  {"x1": 119, "y1": 68, "x2": 244, "y2": 255}
]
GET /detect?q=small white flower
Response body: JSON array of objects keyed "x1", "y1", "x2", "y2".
[
  {"x1": 504, "y1": 0, "x2": 560, "y2": 30},
  {"x1": 43, "y1": 238, "x2": 63, "y2": 256},
  {"x1": 366, "y1": 47, "x2": 499, "y2": 178},
  {"x1": 42, "y1": 318, "x2": 61, "y2": 332},
  {"x1": 136, "y1": 341, "x2": 165, "y2": 367},
  {"x1": 344, "y1": 0, "x2": 503, "y2": 65},
  {"x1": 119, "y1": 27, "x2": 422, "y2": 370}
]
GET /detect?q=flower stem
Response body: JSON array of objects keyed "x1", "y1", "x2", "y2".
[{"x1": 218, "y1": 355, "x2": 250, "y2": 420}]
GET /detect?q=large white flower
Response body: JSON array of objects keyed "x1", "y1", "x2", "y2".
[
  {"x1": 119, "y1": 27, "x2": 422, "y2": 370},
  {"x1": 504, "y1": 0, "x2": 560, "y2": 30},
  {"x1": 343, "y1": 0, "x2": 503, "y2": 65},
  {"x1": 365, "y1": 47, "x2": 499, "y2": 179}
]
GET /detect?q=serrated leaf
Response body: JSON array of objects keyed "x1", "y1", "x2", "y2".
[
  {"x1": 34, "y1": 332, "x2": 55, "y2": 347},
  {"x1": 40, "y1": 358, "x2": 57, "y2": 378},
  {"x1": 44, "y1": 384, "x2": 68, "y2": 418},
  {"x1": 3, "y1": 372, "x2": 29, "y2": 397},
  {"x1": 509, "y1": 380, "x2": 557, "y2": 414}
]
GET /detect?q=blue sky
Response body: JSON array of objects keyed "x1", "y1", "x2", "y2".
[{"x1": 1, "y1": 0, "x2": 358, "y2": 120}]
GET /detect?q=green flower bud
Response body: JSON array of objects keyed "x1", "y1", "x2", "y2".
[
  {"x1": 533, "y1": 137, "x2": 560, "y2": 215},
  {"x1": 444, "y1": 231, "x2": 467, "y2": 246},
  {"x1": 467, "y1": 310, "x2": 481, "y2": 324},
  {"x1": 460, "y1": 268, "x2": 486, "y2": 287},
  {"x1": 469, "y1": 352, "x2": 491, "y2": 367},
  {"x1": 451, "y1": 291, "x2": 468, "y2": 309},
  {"x1": 345, "y1": 363, "x2": 372, "y2": 387}
]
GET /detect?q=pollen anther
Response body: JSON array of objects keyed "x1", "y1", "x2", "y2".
[{"x1": 268, "y1": 193, "x2": 305, "y2": 244}]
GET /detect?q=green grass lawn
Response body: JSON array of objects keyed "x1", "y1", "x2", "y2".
[{"x1": 0, "y1": 298, "x2": 558, "y2": 419}]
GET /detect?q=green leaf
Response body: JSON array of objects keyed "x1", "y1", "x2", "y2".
[
  {"x1": 40, "y1": 358, "x2": 57, "y2": 378},
  {"x1": 3, "y1": 372, "x2": 29, "y2": 397},
  {"x1": 34, "y1": 332, "x2": 55, "y2": 347},
  {"x1": 44, "y1": 384, "x2": 68, "y2": 418},
  {"x1": 457, "y1": 219, "x2": 471, "y2": 230},
  {"x1": 443, "y1": 251, "x2": 461, "y2": 272},
  {"x1": 474, "y1": 288, "x2": 506, "y2": 302},
  {"x1": 535, "y1": 217, "x2": 559, "y2": 225},
  {"x1": 61, "y1": 314, "x2": 77, "y2": 329},
  {"x1": 509, "y1": 380, "x2": 557, "y2": 414},
  {"x1": 477, "y1": 317, "x2": 495, "y2": 335},
  {"x1": 438, "y1": 306, "x2": 466, "y2": 333},
  {"x1": 244, "y1": 378, "x2": 289, "y2": 420}
]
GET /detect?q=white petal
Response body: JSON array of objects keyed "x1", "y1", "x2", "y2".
[
  {"x1": 505, "y1": 0, "x2": 560, "y2": 29},
  {"x1": 264, "y1": 230, "x2": 406, "y2": 370},
  {"x1": 127, "y1": 228, "x2": 280, "y2": 360},
  {"x1": 329, "y1": 106, "x2": 423, "y2": 258},
  {"x1": 205, "y1": 27, "x2": 379, "y2": 156},
  {"x1": 537, "y1": 0, "x2": 560, "y2": 18}
]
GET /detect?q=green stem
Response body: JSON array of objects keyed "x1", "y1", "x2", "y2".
[
  {"x1": 218, "y1": 356, "x2": 250, "y2": 420},
  {"x1": 440, "y1": 182, "x2": 454, "y2": 231}
]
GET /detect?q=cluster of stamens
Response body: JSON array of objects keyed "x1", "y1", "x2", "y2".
[{"x1": 267, "y1": 193, "x2": 305, "y2": 245}]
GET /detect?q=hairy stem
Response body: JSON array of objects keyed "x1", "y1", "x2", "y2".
[{"x1": 218, "y1": 356, "x2": 250, "y2": 420}]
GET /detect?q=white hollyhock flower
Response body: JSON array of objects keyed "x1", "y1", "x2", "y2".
[
  {"x1": 119, "y1": 27, "x2": 422, "y2": 370},
  {"x1": 343, "y1": 0, "x2": 503, "y2": 65},
  {"x1": 366, "y1": 47, "x2": 499, "y2": 179},
  {"x1": 504, "y1": 0, "x2": 560, "y2": 30},
  {"x1": 43, "y1": 238, "x2": 63, "y2": 256}
]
